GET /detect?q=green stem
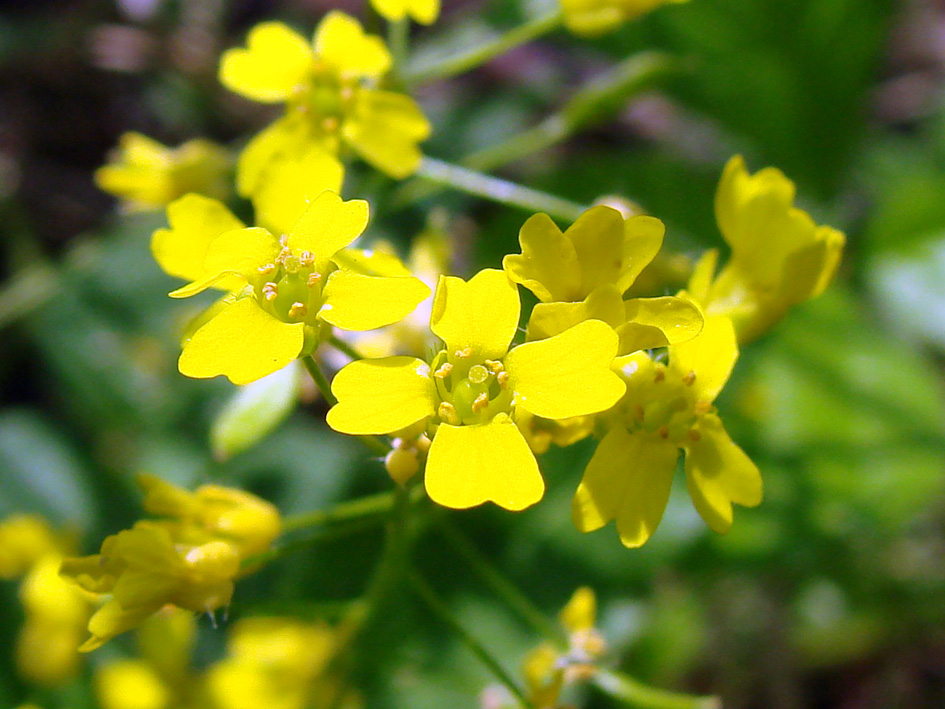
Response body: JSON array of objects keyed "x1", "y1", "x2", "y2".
[
  {"x1": 439, "y1": 520, "x2": 566, "y2": 646},
  {"x1": 410, "y1": 571, "x2": 534, "y2": 708},
  {"x1": 592, "y1": 669, "x2": 722, "y2": 709},
  {"x1": 303, "y1": 354, "x2": 337, "y2": 406},
  {"x1": 406, "y1": 10, "x2": 563, "y2": 85},
  {"x1": 281, "y1": 488, "x2": 402, "y2": 533},
  {"x1": 466, "y1": 51, "x2": 676, "y2": 172},
  {"x1": 328, "y1": 335, "x2": 365, "y2": 362},
  {"x1": 388, "y1": 18, "x2": 410, "y2": 76},
  {"x1": 413, "y1": 157, "x2": 587, "y2": 222}
]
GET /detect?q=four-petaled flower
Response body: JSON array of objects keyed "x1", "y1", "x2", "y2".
[
  {"x1": 691, "y1": 155, "x2": 846, "y2": 343},
  {"x1": 572, "y1": 312, "x2": 762, "y2": 547},
  {"x1": 161, "y1": 190, "x2": 430, "y2": 385},
  {"x1": 327, "y1": 269, "x2": 626, "y2": 511},
  {"x1": 503, "y1": 205, "x2": 704, "y2": 354}
]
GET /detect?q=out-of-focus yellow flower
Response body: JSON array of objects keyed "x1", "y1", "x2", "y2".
[
  {"x1": 327, "y1": 268, "x2": 625, "y2": 511},
  {"x1": 95, "y1": 660, "x2": 170, "y2": 709},
  {"x1": 0, "y1": 515, "x2": 60, "y2": 579},
  {"x1": 61, "y1": 522, "x2": 240, "y2": 651},
  {"x1": 220, "y1": 12, "x2": 430, "y2": 190},
  {"x1": 138, "y1": 473, "x2": 281, "y2": 559},
  {"x1": 160, "y1": 190, "x2": 429, "y2": 385},
  {"x1": 16, "y1": 554, "x2": 92, "y2": 686},
  {"x1": 503, "y1": 206, "x2": 703, "y2": 355},
  {"x1": 206, "y1": 617, "x2": 349, "y2": 709},
  {"x1": 95, "y1": 132, "x2": 230, "y2": 211},
  {"x1": 560, "y1": 0, "x2": 690, "y2": 36},
  {"x1": 370, "y1": 0, "x2": 440, "y2": 24},
  {"x1": 573, "y1": 312, "x2": 762, "y2": 547},
  {"x1": 692, "y1": 155, "x2": 846, "y2": 343}
]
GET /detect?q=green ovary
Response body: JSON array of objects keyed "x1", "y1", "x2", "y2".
[{"x1": 432, "y1": 353, "x2": 514, "y2": 425}]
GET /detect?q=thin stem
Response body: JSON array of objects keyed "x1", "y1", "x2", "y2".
[
  {"x1": 413, "y1": 157, "x2": 587, "y2": 223},
  {"x1": 281, "y1": 488, "x2": 401, "y2": 533},
  {"x1": 328, "y1": 335, "x2": 365, "y2": 362},
  {"x1": 388, "y1": 18, "x2": 410, "y2": 75},
  {"x1": 410, "y1": 571, "x2": 534, "y2": 708},
  {"x1": 592, "y1": 669, "x2": 722, "y2": 709},
  {"x1": 406, "y1": 10, "x2": 563, "y2": 85},
  {"x1": 439, "y1": 520, "x2": 566, "y2": 646},
  {"x1": 302, "y1": 355, "x2": 337, "y2": 406}
]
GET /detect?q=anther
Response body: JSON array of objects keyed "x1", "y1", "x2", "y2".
[
  {"x1": 496, "y1": 371, "x2": 509, "y2": 388},
  {"x1": 299, "y1": 251, "x2": 315, "y2": 265},
  {"x1": 437, "y1": 402, "x2": 460, "y2": 425},
  {"x1": 683, "y1": 371, "x2": 696, "y2": 386},
  {"x1": 658, "y1": 425, "x2": 669, "y2": 439},
  {"x1": 454, "y1": 347, "x2": 473, "y2": 359},
  {"x1": 433, "y1": 363, "x2": 453, "y2": 379},
  {"x1": 635, "y1": 404, "x2": 645, "y2": 422},
  {"x1": 321, "y1": 117, "x2": 339, "y2": 133},
  {"x1": 307, "y1": 272, "x2": 322, "y2": 287},
  {"x1": 687, "y1": 429, "x2": 701, "y2": 442},
  {"x1": 694, "y1": 401, "x2": 712, "y2": 415},
  {"x1": 257, "y1": 263, "x2": 277, "y2": 275},
  {"x1": 483, "y1": 359, "x2": 504, "y2": 374},
  {"x1": 471, "y1": 392, "x2": 489, "y2": 413},
  {"x1": 339, "y1": 86, "x2": 355, "y2": 102},
  {"x1": 288, "y1": 302, "x2": 307, "y2": 319},
  {"x1": 262, "y1": 283, "x2": 279, "y2": 301},
  {"x1": 654, "y1": 368, "x2": 666, "y2": 383}
]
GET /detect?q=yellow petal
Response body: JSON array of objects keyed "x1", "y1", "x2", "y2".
[
  {"x1": 559, "y1": 587, "x2": 596, "y2": 633},
  {"x1": 617, "y1": 296, "x2": 704, "y2": 353},
  {"x1": 320, "y1": 271, "x2": 430, "y2": 331},
  {"x1": 506, "y1": 319, "x2": 624, "y2": 420},
  {"x1": 251, "y1": 149, "x2": 344, "y2": 236},
  {"x1": 287, "y1": 191, "x2": 369, "y2": 262},
  {"x1": 571, "y1": 426, "x2": 678, "y2": 547},
  {"x1": 371, "y1": 0, "x2": 440, "y2": 24},
  {"x1": 152, "y1": 195, "x2": 245, "y2": 284},
  {"x1": 430, "y1": 269, "x2": 519, "y2": 359},
  {"x1": 167, "y1": 227, "x2": 280, "y2": 299},
  {"x1": 219, "y1": 22, "x2": 313, "y2": 102},
  {"x1": 236, "y1": 114, "x2": 308, "y2": 198},
  {"x1": 179, "y1": 297, "x2": 305, "y2": 385},
  {"x1": 566, "y1": 205, "x2": 626, "y2": 296},
  {"x1": 314, "y1": 11, "x2": 391, "y2": 79},
  {"x1": 341, "y1": 90, "x2": 431, "y2": 178},
  {"x1": 503, "y1": 213, "x2": 581, "y2": 302},
  {"x1": 425, "y1": 419, "x2": 544, "y2": 510},
  {"x1": 687, "y1": 248, "x2": 719, "y2": 303},
  {"x1": 684, "y1": 414, "x2": 762, "y2": 533},
  {"x1": 82, "y1": 599, "x2": 159, "y2": 653},
  {"x1": 526, "y1": 285, "x2": 625, "y2": 341},
  {"x1": 332, "y1": 247, "x2": 412, "y2": 277},
  {"x1": 327, "y1": 356, "x2": 437, "y2": 434},
  {"x1": 616, "y1": 215, "x2": 665, "y2": 294},
  {"x1": 669, "y1": 312, "x2": 737, "y2": 402}
]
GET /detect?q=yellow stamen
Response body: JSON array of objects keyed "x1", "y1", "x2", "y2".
[
  {"x1": 471, "y1": 392, "x2": 489, "y2": 413},
  {"x1": 437, "y1": 402, "x2": 460, "y2": 425},
  {"x1": 433, "y1": 363, "x2": 453, "y2": 379}
]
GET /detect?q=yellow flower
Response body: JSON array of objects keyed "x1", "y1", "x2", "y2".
[
  {"x1": 370, "y1": 0, "x2": 440, "y2": 25},
  {"x1": 503, "y1": 206, "x2": 703, "y2": 355},
  {"x1": 95, "y1": 132, "x2": 230, "y2": 211},
  {"x1": 163, "y1": 190, "x2": 430, "y2": 385},
  {"x1": 572, "y1": 313, "x2": 762, "y2": 547},
  {"x1": 220, "y1": 13, "x2": 430, "y2": 183},
  {"x1": 16, "y1": 554, "x2": 92, "y2": 686},
  {"x1": 94, "y1": 660, "x2": 170, "y2": 709},
  {"x1": 327, "y1": 268, "x2": 626, "y2": 510},
  {"x1": 692, "y1": 155, "x2": 846, "y2": 343},
  {"x1": 137, "y1": 473, "x2": 281, "y2": 559},
  {"x1": 205, "y1": 617, "x2": 343, "y2": 709},
  {"x1": 560, "y1": 0, "x2": 690, "y2": 36},
  {"x1": 0, "y1": 514, "x2": 61, "y2": 579},
  {"x1": 60, "y1": 522, "x2": 240, "y2": 651}
]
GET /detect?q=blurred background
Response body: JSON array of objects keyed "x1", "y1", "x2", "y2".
[{"x1": 1, "y1": 0, "x2": 945, "y2": 707}]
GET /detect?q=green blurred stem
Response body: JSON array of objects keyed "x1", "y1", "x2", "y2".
[
  {"x1": 439, "y1": 519, "x2": 567, "y2": 645},
  {"x1": 406, "y1": 9, "x2": 563, "y2": 85},
  {"x1": 465, "y1": 51, "x2": 677, "y2": 172},
  {"x1": 410, "y1": 570, "x2": 534, "y2": 708},
  {"x1": 415, "y1": 157, "x2": 587, "y2": 222},
  {"x1": 303, "y1": 355, "x2": 337, "y2": 405},
  {"x1": 280, "y1": 488, "x2": 403, "y2": 534},
  {"x1": 592, "y1": 669, "x2": 722, "y2": 709},
  {"x1": 388, "y1": 18, "x2": 410, "y2": 76},
  {"x1": 328, "y1": 335, "x2": 364, "y2": 361}
]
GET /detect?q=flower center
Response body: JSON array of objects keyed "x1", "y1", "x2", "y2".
[
  {"x1": 620, "y1": 363, "x2": 709, "y2": 444},
  {"x1": 252, "y1": 238, "x2": 333, "y2": 328},
  {"x1": 292, "y1": 62, "x2": 361, "y2": 136},
  {"x1": 430, "y1": 349, "x2": 514, "y2": 426}
]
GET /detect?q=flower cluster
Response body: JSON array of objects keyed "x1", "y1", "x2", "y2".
[{"x1": 60, "y1": 475, "x2": 281, "y2": 650}]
